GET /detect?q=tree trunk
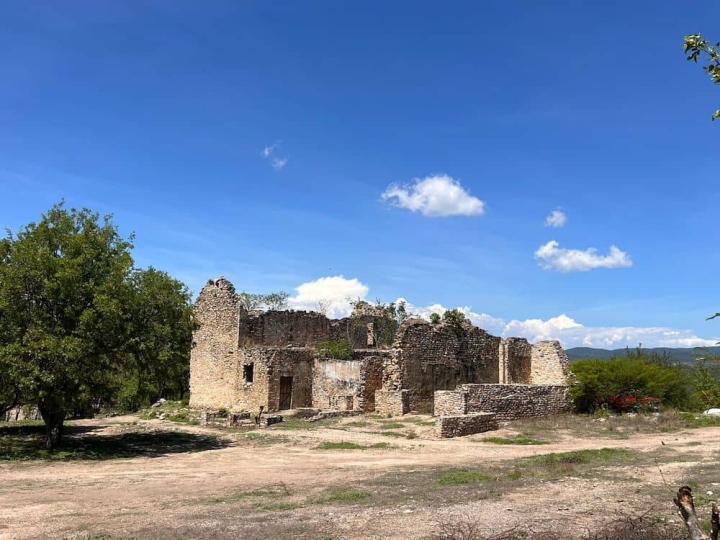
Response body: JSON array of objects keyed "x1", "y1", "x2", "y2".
[
  {"x1": 38, "y1": 398, "x2": 66, "y2": 451},
  {"x1": 674, "y1": 485, "x2": 719, "y2": 540}
]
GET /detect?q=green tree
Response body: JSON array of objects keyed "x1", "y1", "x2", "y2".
[
  {"x1": 442, "y1": 308, "x2": 466, "y2": 326},
  {"x1": 684, "y1": 33, "x2": 720, "y2": 119},
  {"x1": 0, "y1": 203, "x2": 135, "y2": 449},
  {"x1": 429, "y1": 312, "x2": 441, "y2": 324},
  {"x1": 123, "y1": 267, "x2": 197, "y2": 407}
]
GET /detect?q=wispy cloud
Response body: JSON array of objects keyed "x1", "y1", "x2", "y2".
[
  {"x1": 381, "y1": 174, "x2": 485, "y2": 217},
  {"x1": 261, "y1": 141, "x2": 288, "y2": 170},
  {"x1": 534, "y1": 240, "x2": 632, "y2": 272},
  {"x1": 271, "y1": 157, "x2": 288, "y2": 170},
  {"x1": 544, "y1": 209, "x2": 567, "y2": 228}
]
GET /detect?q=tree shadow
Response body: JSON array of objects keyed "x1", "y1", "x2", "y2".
[{"x1": 0, "y1": 423, "x2": 230, "y2": 461}]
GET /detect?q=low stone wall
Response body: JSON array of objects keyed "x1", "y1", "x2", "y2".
[
  {"x1": 434, "y1": 390, "x2": 469, "y2": 416},
  {"x1": 435, "y1": 412, "x2": 498, "y2": 438},
  {"x1": 374, "y1": 389, "x2": 410, "y2": 416},
  {"x1": 433, "y1": 384, "x2": 570, "y2": 420}
]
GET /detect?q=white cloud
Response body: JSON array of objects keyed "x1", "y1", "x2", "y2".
[
  {"x1": 261, "y1": 145, "x2": 275, "y2": 158},
  {"x1": 288, "y1": 275, "x2": 369, "y2": 319},
  {"x1": 534, "y1": 240, "x2": 632, "y2": 272},
  {"x1": 261, "y1": 142, "x2": 288, "y2": 170},
  {"x1": 500, "y1": 314, "x2": 718, "y2": 349},
  {"x1": 544, "y1": 209, "x2": 567, "y2": 228},
  {"x1": 400, "y1": 300, "x2": 505, "y2": 334},
  {"x1": 285, "y1": 276, "x2": 718, "y2": 348},
  {"x1": 271, "y1": 157, "x2": 288, "y2": 170},
  {"x1": 381, "y1": 174, "x2": 485, "y2": 217}
]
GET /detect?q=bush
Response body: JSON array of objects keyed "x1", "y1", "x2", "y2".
[
  {"x1": 317, "y1": 340, "x2": 353, "y2": 360},
  {"x1": 570, "y1": 356, "x2": 691, "y2": 413}
]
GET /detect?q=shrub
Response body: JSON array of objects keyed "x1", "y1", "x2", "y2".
[
  {"x1": 430, "y1": 313, "x2": 441, "y2": 324},
  {"x1": 317, "y1": 340, "x2": 353, "y2": 360},
  {"x1": 569, "y1": 356, "x2": 691, "y2": 413}
]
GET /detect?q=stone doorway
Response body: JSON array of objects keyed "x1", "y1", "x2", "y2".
[{"x1": 279, "y1": 376, "x2": 293, "y2": 410}]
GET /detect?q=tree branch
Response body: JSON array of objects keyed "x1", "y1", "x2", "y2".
[{"x1": 675, "y1": 485, "x2": 711, "y2": 540}]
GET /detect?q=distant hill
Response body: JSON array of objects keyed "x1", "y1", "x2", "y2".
[{"x1": 565, "y1": 346, "x2": 720, "y2": 364}]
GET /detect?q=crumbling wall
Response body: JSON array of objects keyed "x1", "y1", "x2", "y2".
[
  {"x1": 190, "y1": 277, "x2": 241, "y2": 409},
  {"x1": 499, "y1": 338, "x2": 532, "y2": 384},
  {"x1": 375, "y1": 389, "x2": 409, "y2": 416},
  {"x1": 312, "y1": 358, "x2": 363, "y2": 410},
  {"x1": 265, "y1": 348, "x2": 315, "y2": 411},
  {"x1": 358, "y1": 352, "x2": 390, "y2": 412},
  {"x1": 435, "y1": 412, "x2": 498, "y2": 438},
  {"x1": 435, "y1": 384, "x2": 570, "y2": 420},
  {"x1": 389, "y1": 319, "x2": 501, "y2": 413},
  {"x1": 240, "y1": 310, "x2": 334, "y2": 348},
  {"x1": 530, "y1": 340, "x2": 569, "y2": 385}
]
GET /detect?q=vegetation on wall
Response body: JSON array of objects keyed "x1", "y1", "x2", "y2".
[
  {"x1": 317, "y1": 340, "x2": 354, "y2": 360},
  {"x1": 236, "y1": 291, "x2": 290, "y2": 311}
]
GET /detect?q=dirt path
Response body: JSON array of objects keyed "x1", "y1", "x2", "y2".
[{"x1": 1, "y1": 416, "x2": 718, "y2": 540}]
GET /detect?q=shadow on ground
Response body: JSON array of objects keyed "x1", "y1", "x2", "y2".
[{"x1": 0, "y1": 422, "x2": 230, "y2": 461}]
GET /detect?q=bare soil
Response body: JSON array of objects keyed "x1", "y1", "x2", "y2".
[{"x1": 1, "y1": 413, "x2": 719, "y2": 540}]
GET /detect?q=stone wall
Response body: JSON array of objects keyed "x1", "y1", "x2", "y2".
[
  {"x1": 448, "y1": 383, "x2": 570, "y2": 420},
  {"x1": 358, "y1": 352, "x2": 391, "y2": 412},
  {"x1": 189, "y1": 277, "x2": 242, "y2": 409},
  {"x1": 434, "y1": 390, "x2": 469, "y2": 417},
  {"x1": 312, "y1": 358, "x2": 363, "y2": 410},
  {"x1": 435, "y1": 412, "x2": 498, "y2": 438},
  {"x1": 375, "y1": 389, "x2": 409, "y2": 416},
  {"x1": 530, "y1": 341, "x2": 569, "y2": 385},
  {"x1": 389, "y1": 319, "x2": 501, "y2": 413},
  {"x1": 499, "y1": 338, "x2": 532, "y2": 384}
]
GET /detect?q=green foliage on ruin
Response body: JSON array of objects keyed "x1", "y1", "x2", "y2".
[
  {"x1": 317, "y1": 339, "x2": 354, "y2": 360},
  {"x1": 441, "y1": 308, "x2": 466, "y2": 326},
  {"x1": 236, "y1": 291, "x2": 290, "y2": 311},
  {"x1": 429, "y1": 312, "x2": 441, "y2": 324}
]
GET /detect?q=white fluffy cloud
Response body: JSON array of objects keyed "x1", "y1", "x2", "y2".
[
  {"x1": 381, "y1": 174, "x2": 485, "y2": 217},
  {"x1": 284, "y1": 276, "x2": 718, "y2": 348},
  {"x1": 500, "y1": 314, "x2": 718, "y2": 349},
  {"x1": 544, "y1": 209, "x2": 567, "y2": 228},
  {"x1": 287, "y1": 275, "x2": 369, "y2": 319},
  {"x1": 534, "y1": 240, "x2": 632, "y2": 272}
]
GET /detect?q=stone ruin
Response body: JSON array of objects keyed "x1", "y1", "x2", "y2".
[{"x1": 189, "y1": 277, "x2": 572, "y2": 437}]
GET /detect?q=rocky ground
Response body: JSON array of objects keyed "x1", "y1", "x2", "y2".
[{"x1": 1, "y1": 411, "x2": 719, "y2": 540}]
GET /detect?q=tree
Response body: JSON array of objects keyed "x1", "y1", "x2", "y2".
[
  {"x1": 236, "y1": 291, "x2": 290, "y2": 311},
  {"x1": 123, "y1": 267, "x2": 197, "y2": 406},
  {"x1": 429, "y1": 312, "x2": 441, "y2": 324},
  {"x1": 442, "y1": 308, "x2": 467, "y2": 326},
  {"x1": 684, "y1": 33, "x2": 720, "y2": 119},
  {"x1": 0, "y1": 203, "x2": 135, "y2": 449},
  {"x1": 263, "y1": 291, "x2": 289, "y2": 310}
]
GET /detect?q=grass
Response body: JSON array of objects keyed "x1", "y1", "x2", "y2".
[
  {"x1": 379, "y1": 422, "x2": 405, "y2": 429},
  {"x1": 317, "y1": 441, "x2": 391, "y2": 450},
  {"x1": 343, "y1": 421, "x2": 369, "y2": 428},
  {"x1": 481, "y1": 435, "x2": 548, "y2": 445},
  {"x1": 318, "y1": 489, "x2": 372, "y2": 504},
  {"x1": 435, "y1": 469, "x2": 493, "y2": 485},
  {"x1": 206, "y1": 484, "x2": 292, "y2": 505}
]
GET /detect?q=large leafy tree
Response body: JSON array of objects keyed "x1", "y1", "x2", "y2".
[
  {"x1": 0, "y1": 203, "x2": 135, "y2": 449},
  {"x1": 124, "y1": 267, "x2": 197, "y2": 405}
]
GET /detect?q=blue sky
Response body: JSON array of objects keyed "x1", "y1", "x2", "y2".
[{"x1": 1, "y1": 1, "x2": 719, "y2": 348}]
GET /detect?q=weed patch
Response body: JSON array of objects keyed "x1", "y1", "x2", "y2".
[
  {"x1": 481, "y1": 435, "x2": 547, "y2": 445},
  {"x1": 436, "y1": 469, "x2": 493, "y2": 485}
]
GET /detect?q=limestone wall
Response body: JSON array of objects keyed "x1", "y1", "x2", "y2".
[
  {"x1": 499, "y1": 338, "x2": 532, "y2": 384},
  {"x1": 530, "y1": 341, "x2": 569, "y2": 385},
  {"x1": 189, "y1": 277, "x2": 242, "y2": 409},
  {"x1": 375, "y1": 389, "x2": 409, "y2": 416},
  {"x1": 312, "y1": 358, "x2": 363, "y2": 410},
  {"x1": 435, "y1": 412, "x2": 498, "y2": 438},
  {"x1": 448, "y1": 383, "x2": 570, "y2": 420},
  {"x1": 389, "y1": 319, "x2": 501, "y2": 413},
  {"x1": 358, "y1": 352, "x2": 391, "y2": 412}
]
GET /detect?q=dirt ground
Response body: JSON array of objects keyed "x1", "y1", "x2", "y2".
[{"x1": 2, "y1": 412, "x2": 719, "y2": 540}]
